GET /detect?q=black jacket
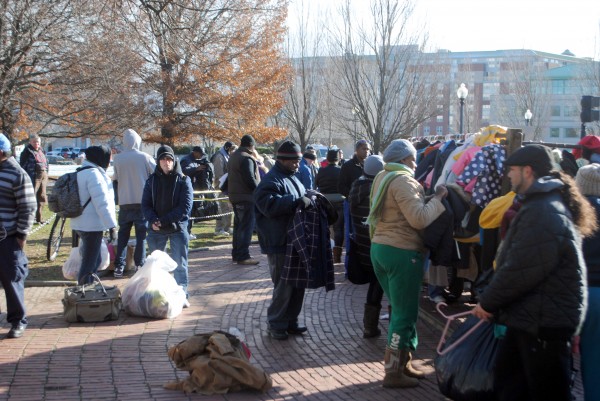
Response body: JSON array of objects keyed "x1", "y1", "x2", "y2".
[
  {"x1": 338, "y1": 155, "x2": 363, "y2": 197},
  {"x1": 348, "y1": 176, "x2": 375, "y2": 269},
  {"x1": 316, "y1": 164, "x2": 341, "y2": 195},
  {"x1": 254, "y1": 162, "x2": 306, "y2": 254},
  {"x1": 479, "y1": 177, "x2": 587, "y2": 338},
  {"x1": 141, "y1": 161, "x2": 193, "y2": 233},
  {"x1": 180, "y1": 153, "x2": 214, "y2": 190},
  {"x1": 228, "y1": 147, "x2": 259, "y2": 204}
]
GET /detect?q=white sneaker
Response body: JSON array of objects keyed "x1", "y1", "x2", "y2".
[
  {"x1": 189, "y1": 234, "x2": 197, "y2": 240},
  {"x1": 215, "y1": 230, "x2": 230, "y2": 236}
]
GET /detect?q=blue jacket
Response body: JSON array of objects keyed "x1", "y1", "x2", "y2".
[
  {"x1": 295, "y1": 158, "x2": 313, "y2": 190},
  {"x1": 142, "y1": 162, "x2": 193, "y2": 233},
  {"x1": 254, "y1": 162, "x2": 305, "y2": 254}
]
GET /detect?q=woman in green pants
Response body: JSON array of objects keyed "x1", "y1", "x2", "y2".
[{"x1": 368, "y1": 139, "x2": 447, "y2": 388}]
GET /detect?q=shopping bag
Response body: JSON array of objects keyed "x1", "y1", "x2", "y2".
[
  {"x1": 62, "y1": 273, "x2": 122, "y2": 323},
  {"x1": 63, "y1": 247, "x2": 82, "y2": 280},
  {"x1": 121, "y1": 250, "x2": 187, "y2": 319},
  {"x1": 435, "y1": 314, "x2": 499, "y2": 401}
]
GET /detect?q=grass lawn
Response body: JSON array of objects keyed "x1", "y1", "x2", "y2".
[{"x1": 25, "y1": 206, "x2": 239, "y2": 281}]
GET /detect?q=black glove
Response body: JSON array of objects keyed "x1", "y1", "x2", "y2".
[
  {"x1": 108, "y1": 227, "x2": 117, "y2": 243},
  {"x1": 297, "y1": 196, "x2": 312, "y2": 209}
]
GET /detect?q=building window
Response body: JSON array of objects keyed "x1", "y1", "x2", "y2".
[
  {"x1": 552, "y1": 80, "x2": 565, "y2": 95},
  {"x1": 436, "y1": 126, "x2": 443, "y2": 135},
  {"x1": 565, "y1": 128, "x2": 578, "y2": 138},
  {"x1": 482, "y1": 104, "x2": 490, "y2": 120},
  {"x1": 436, "y1": 115, "x2": 444, "y2": 123},
  {"x1": 423, "y1": 126, "x2": 430, "y2": 135},
  {"x1": 550, "y1": 105, "x2": 561, "y2": 117},
  {"x1": 564, "y1": 105, "x2": 578, "y2": 117},
  {"x1": 550, "y1": 128, "x2": 560, "y2": 138}
]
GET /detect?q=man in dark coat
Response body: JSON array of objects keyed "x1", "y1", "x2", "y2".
[
  {"x1": 228, "y1": 135, "x2": 261, "y2": 265},
  {"x1": 472, "y1": 144, "x2": 591, "y2": 401},
  {"x1": 316, "y1": 149, "x2": 344, "y2": 262},
  {"x1": 142, "y1": 145, "x2": 193, "y2": 299},
  {"x1": 180, "y1": 146, "x2": 214, "y2": 238},
  {"x1": 254, "y1": 141, "x2": 309, "y2": 340}
]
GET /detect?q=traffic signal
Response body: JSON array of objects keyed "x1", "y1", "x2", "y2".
[{"x1": 581, "y1": 95, "x2": 600, "y2": 123}]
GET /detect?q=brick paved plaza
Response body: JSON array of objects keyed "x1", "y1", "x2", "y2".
[{"x1": 0, "y1": 244, "x2": 584, "y2": 400}]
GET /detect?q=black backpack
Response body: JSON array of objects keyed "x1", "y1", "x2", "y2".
[{"x1": 48, "y1": 166, "x2": 95, "y2": 218}]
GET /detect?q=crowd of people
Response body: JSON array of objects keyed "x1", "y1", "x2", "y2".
[{"x1": 2, "y1": 128, "x2": 600, "y2": 400}]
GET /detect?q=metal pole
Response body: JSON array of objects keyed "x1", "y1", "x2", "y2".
[
  {"x1": 581, "y1": 122, "x2": 586, "y2": 139},
  {"x1": 459, "y1": 98, "x2": 465, "y2": 134}
]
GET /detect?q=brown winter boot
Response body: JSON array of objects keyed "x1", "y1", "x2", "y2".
[
  {"x1": 382, "y1": 347, "x2": 419, "y2": 388},
  {"x1": 363, "y1": 304, "x2": 382, "y2": 338},
  {"x1": 333, "y1": 246, "x2": 342, "y2": 264},
  {"x1": 403, "y1": 350, "x2": 425, "y2": 379}
]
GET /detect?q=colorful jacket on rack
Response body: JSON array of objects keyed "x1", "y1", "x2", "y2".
[{"x1": 456, "y1": 144, "x2": 506, "y2": 207}]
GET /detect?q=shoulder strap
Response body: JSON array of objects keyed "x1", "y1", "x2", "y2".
[{"x1": 75, "y1": 165, "x2": 96, "y2": 211}]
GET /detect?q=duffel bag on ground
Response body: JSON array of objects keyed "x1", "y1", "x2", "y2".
[{"x1": 62, "y1": 273, "x2": 122, "y2": 323}]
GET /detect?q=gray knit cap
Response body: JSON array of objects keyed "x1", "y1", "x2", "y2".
[
  {"x1": 383, "y1": 139, "x2": 417, "y2": 163},
  {"x1": 363, "y1": 155, "x2": 384, "y2": 177}
]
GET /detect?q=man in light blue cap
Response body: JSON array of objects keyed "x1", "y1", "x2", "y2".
[{"x1": 0, "y1": 132, "x2": 36, "y2": 338}]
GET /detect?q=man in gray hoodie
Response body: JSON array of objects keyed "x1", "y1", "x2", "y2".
[{"x1": 112, "y1": 129, "x2": 156, "y2": 278}]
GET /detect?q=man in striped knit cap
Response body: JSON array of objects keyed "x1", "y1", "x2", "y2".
[{"x1": 0, "y1": 132, "x2": 36, "y2": 339}]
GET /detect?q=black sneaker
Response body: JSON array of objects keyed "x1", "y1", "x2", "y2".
[
  {"x1": 7, "y1": 324, "x2": 26, "y2": 339},
  {"x1": 113, "y1": 267, "x2": 124, "y2": 278}
]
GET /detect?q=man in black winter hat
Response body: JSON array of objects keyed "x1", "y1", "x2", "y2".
[
  {"x1": 142, "y1": 145, "x2": 194, "y2": 302},
  {"x1": 180, "y1": 145, "x2": 214, "y2": 239},
  {"x1": 228, "y1": 135, "x2": 260, "y2": 265},
  {"x1": 255, "y1": 140, "x2": 310, "y2": 340}
]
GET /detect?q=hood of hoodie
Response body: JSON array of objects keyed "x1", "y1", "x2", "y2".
[
  {"x1": 519, "y1": 176, "x2": 565, "y2": 201},
  {"x1": 122, "y1": 129, "x2": 141, "y2": 151}
]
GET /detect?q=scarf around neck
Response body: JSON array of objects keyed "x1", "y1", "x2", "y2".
[{"x1": 367, "y1": 162, "x2": 414, "y2": 238}]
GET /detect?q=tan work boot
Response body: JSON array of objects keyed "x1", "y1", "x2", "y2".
[
  {"x1": 382, "y1": 347, "x2": 419, "y2": 388},
  {"x1": 403, "y1": 350, "x2": 425, "y2": 379}
]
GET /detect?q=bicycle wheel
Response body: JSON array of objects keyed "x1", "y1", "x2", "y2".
[{"x1": 47, "y1": 215, "x2": 67, "y2": 261}]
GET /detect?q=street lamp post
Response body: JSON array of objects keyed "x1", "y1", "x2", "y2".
[
  {"x1": 456, "y1": 83, "x2": 468, "y2": 134},
  {"x1": 524, "y1": 109, "x2": 532, "y2": 126}
]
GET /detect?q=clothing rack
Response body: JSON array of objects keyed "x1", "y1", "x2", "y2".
[{"x1": 523, "y1": 141, "x2": 581, "y2": 149}]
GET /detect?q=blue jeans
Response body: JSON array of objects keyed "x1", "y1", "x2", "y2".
[
  {"x1": 76, "y1": 230, "x2": 103, "y2": 285},
  {"x1": 0, "y1": 236, "x2": 28, "y2": 327},
  {"x1": 115, "y1": 206, "x2": 147, "y2": 269},
  {"x1": 231, "y1": 202, "x2": 255, "y2": 262},
  {"x1": 146, "y1": 229, "x2": 189, "y2": 296},
  {"x1": 267, "y1": 253, "x2": 306, "y2": 331}
]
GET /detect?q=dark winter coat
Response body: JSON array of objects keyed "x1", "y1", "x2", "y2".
[
  {"x1": 254, "y1": 162, "x2": 306, "y2": 254},
  {"x1": 141, "y1": 161, "x2": 193, "y2": 233},
  {"x1": 19, "y1": 144, "x2": 47, "y2": 183},
  {"x1": 227, "y1": 147, "x2": 260, "y2": 204},
  {"x1": 479, "y1": 177, "x2": 587, "y2": 338},
  {"x1": 348, "y1": 176, "x2": 375, "y2": 270},
  {"x1": 338, "y1": 155, "x2": 363, "y2": 197},
  {"x1": 180, "y1": 153, "x2": 214, "y2": 190}
]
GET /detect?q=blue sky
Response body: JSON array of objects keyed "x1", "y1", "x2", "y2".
[{"x1": 288, "y1": 0, "x2": 600, "y2": 59}]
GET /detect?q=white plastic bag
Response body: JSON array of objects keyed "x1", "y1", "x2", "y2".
[
  {"x1": 63, "y1": 247, "x2": 82, "y2": 280},
  {"x1": 98, "y1": 239, "x2": 110, "y2": 271},
  {"x1": 121, "y1": 250, "x2": 187, "y2": 319},
  {"x1": 62, "y1": 239, "x2": 110, "y2": 279}
]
